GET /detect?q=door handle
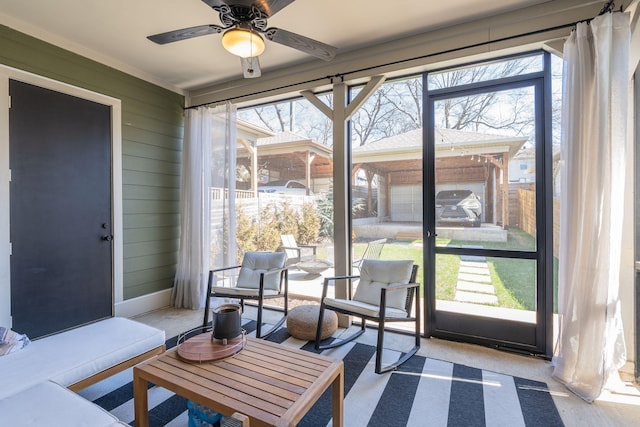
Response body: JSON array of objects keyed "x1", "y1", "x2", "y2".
[
  {"x1": 427, "y1": 230, "x2": 438, "y2": 238},
  {"x1": 101, "y1": 235, "x2": 113, "y2": 241}
]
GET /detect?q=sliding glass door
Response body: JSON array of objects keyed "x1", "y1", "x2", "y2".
[{"x1": 424, "y1": 53, "x2": 555, "y2": 356}]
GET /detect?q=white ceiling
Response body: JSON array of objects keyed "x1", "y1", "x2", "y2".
[{"x1": 0, "y1": 0, "x2": 552, "y2": 93}]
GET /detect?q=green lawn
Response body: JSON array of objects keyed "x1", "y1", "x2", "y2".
[{"x1": 352, "y1": 228, "x2": 559, "y2": 312}]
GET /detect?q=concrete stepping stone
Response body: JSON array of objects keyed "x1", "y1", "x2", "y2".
[
  {"x1": 459, "y1": 260, "x2": 488, "y2": 268},
  {"x1": 457, "y1": 272, "x2": 492, "y2": 283},
  {"x1": 459, "y1": 265, "x2": 490, "y2": 276},
  {"x1": 454, "y1": 290, "x2": 498, "y2": 305},
  {"x1": 456, "y1": 281, "x2": 496, "y2": 295},
  {"x1": 460, "y1": 254, "x2": 486, "y2": 262}
]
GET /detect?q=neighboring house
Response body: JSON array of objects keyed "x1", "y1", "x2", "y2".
[
  {"x1": 509, "y1": 146, "x2": 536, "y2": 183},
  {"x1": 235, "y1": 126, "x2": 333, "y2": 196}
]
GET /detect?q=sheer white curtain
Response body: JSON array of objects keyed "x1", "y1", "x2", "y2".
[
  {"x1": 553, "y1": 12, "x2": 630, "y2": 402},
  {"x1": 172, "y1": 103, "x2": 237, "y2": 309},
  {"x1": 210, "y1": 103, "x2": 238, "y2": 270}
]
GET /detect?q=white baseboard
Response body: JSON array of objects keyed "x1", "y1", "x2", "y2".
[{"x1": 115, "y1": 289, "x2": 172, "y2": 318}]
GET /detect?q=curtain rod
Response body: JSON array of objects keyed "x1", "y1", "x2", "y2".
[{"x1": 185, "y1": 17, "x2": 596, "y2": 110}]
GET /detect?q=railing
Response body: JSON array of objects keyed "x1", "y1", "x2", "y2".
[
  {"x1": 210, "y1": 187, "x2": 321, "y2": 201},
  {"x1": 210, "y1": 188, "x2": 255, "y2": 200}
]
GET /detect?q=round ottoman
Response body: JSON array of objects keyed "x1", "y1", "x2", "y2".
[{"x1": 287, "y1": 305, "x2": 338, "y2": 341}]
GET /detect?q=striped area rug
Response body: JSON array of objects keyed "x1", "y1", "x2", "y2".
[{"x1": 80, "y1": 320, "x2": 564, "y2": 427}]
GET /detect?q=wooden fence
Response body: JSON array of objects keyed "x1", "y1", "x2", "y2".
[{"x1": 509, "y1": 185, "x2": 560, "y2": 257}]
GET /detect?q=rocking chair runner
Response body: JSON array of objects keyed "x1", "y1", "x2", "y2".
[
  {"x1": 315, "y1": 259, "x2": 420, "y2": 374},
  {"x1": 203, "y1": 252, "x2": 288, "y2": 339}
]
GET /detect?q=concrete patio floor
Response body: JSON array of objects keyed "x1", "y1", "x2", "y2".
[{"x1": 133, "y1": 303, "x2": 640, "y2": 427}]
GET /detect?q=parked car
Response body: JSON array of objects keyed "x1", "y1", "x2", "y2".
[
  {"x1": 435, "y1": 189, "x2": 482, "y2": 227},
  {"x1": 258, "y1": 180, "x2": 309, "y2": 195}
]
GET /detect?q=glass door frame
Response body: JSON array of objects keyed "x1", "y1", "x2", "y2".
[{"x1": 423, "y1": 52, "x2": 554, "y2": 357}]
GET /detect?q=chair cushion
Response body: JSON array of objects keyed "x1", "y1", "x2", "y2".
[
  {"x1": 210, "y1": 286, "x2": 280, "y2": 297},
  {"x1": 353, "y1": 259, "x2": 414, "y2": 310},
  {"x1": 237, "y1": 252, "x2": 286, "y2": 291},
  {"x1": 324, "y1": 298, "x2": 408, "y2": 319},
  {"x1": 0, "y1": 380, "x2": 126, "y2": 427}
]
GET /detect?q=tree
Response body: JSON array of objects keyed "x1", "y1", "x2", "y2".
[
  {"x1": 238, "y1": 94, "x2": 333, "y2": 145},
  {"x1": 350, "y1": 77, "x2": 422, "y2": 146},
  {"x1": 239, "y1": 55, "x2": 541, "y2": 148}
]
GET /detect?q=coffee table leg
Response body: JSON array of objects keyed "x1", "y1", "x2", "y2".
[
  {"x1": 331, "y1": 367, "x2": 344, "y2": 427},
  {"x1": 133, "y1": 368, "x2": 149, "y2": 427}
]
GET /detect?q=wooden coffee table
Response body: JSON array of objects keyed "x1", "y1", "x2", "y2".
[{"x1": 133, "y1": 336, "x2": 343, "y2": 427}]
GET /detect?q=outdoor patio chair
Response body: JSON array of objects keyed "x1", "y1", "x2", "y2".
[
  {"x1": 203, "y1": 251, "x2": 289, "y2": 339},
  {"x1": 280, "y1": 234, "x2": 317, "y2": 267},
  {"x1": 315, "y1": 259, "x2": 420, "y2": 374},
  {"x1": 352, "y1": 238, "x2": 386, "y2": 273}
]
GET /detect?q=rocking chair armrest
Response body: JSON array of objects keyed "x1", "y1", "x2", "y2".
[
  {"x1": 258, "y1": 266, "x2": 289, "y2": 293},
  {"x1": 321, "y1": 274, "x2": 361, "y2": 300},
  {"x1": 324, "y1": 274, "x2": 360, "y2": 282},
  {"x1": 379, "y1": 281, "x2": 419, "y2": 313},
  {"x1": 211, "y1": 265, "x2": 242, "y2": 274},
  {"x1": 259, "y1": 266, "x2": 289, "y2": 277},
  {"x1": 382, "y1": 281, "x2": 420, "y2": 292}
]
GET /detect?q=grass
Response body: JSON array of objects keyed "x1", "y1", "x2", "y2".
[{"x1": 352, "y1": 228, "x2": 559, "y2": 312}]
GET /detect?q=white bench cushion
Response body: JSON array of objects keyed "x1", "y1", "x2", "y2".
[
  {"x1": 0, "y1": 380, "x2": 127, "y2": 426},
  {"x1": 0, "y1": 317, "x2": 165, "y2": 399}
]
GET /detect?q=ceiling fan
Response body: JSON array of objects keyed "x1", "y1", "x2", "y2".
[{"x1": 147, "y1": 0, "x2": 338, "y2": 78}]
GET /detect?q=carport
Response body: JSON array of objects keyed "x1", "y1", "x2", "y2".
[{"x1": 351, "y1": 128, "x2": 527, "y2": 228}]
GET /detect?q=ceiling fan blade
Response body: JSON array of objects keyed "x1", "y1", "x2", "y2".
[
  {"x1": 241, "y1": 57, "x2": 262, "y2": 78},
  {"x1": 256, "y1": 0, "x2": 296, "y2": 17},
  {"x1": 200, "y1": 0, "x2": 227, "y2": 9},
  {"x1": 264, "y1": 28, "x2": 337, "y2": 61},
  {"x1": 147, "y1": 24, "x2": 225, "y2": 44},
  {"x1": 201, "y1": 0, "x2": 295, "y2": 17}
]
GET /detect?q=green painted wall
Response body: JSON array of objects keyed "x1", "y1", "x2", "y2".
[{"x1": 0, "y1": 25, "x2": 183, "y2": 300}]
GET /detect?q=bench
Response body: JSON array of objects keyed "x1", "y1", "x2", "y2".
[{"x1": 0, "y1": 317, "x2": 165, "y2": 425}]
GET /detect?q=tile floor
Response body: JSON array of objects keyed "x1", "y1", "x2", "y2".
[{"x1": 133, "y1": 304, "x2": 640, "y2": 427}]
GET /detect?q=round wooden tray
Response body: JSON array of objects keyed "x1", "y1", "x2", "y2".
[{"x1": 177, "y1": 330, "x2": 246, "y2": 363}]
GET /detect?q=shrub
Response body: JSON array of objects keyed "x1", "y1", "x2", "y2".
[
  {"x1": 234, "y1": 200, "x2": 322, "y2": 254},
  {"x1": 235, "y1": 209, "x2": 257, "y2": 256},
  {"x1": 298, "y1": 202, "x2": 320, "y2": 244},
  {"x1": 316, "y1": 193, "x2": 333, "y2": 238},
  {"x1": 276, "y1": 201, "x2": 299, "y2": 238},
  {"x1": 254, "y1": 203, "x2": 281, "y2": 251}
]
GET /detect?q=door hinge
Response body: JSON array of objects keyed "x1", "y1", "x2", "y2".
[
  {"x1": 8, "y1": 95, "x2": 10, "y2": 109},
  {"x1": 8, "y1": 169, "x2": 11, "y2": 182},
  {"x1": 9, "y1": 242, "x2": 12, "y2": 256}
]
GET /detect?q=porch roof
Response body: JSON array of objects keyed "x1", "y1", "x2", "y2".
[{"x1": 352, "y1": 128, "x2": 527, "y2": 161}]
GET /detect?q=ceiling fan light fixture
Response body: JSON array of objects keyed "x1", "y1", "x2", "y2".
[{"x1": 222, "y1": 27, "x2": 265, "y2": 58}]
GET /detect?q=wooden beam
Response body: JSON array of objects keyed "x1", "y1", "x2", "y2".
[
  {"x1": 301, "y1": 90, "x2": 333, "y2": 119},
  {"x1": 305, "y1": 150, "x2": 312, "y2": 195},
  {"x1": 295, "y1": 152, "x2": 316, "y2": 164},
  {"x1": 345, "y1": 75, "x2": 386, "y2": 120}
]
